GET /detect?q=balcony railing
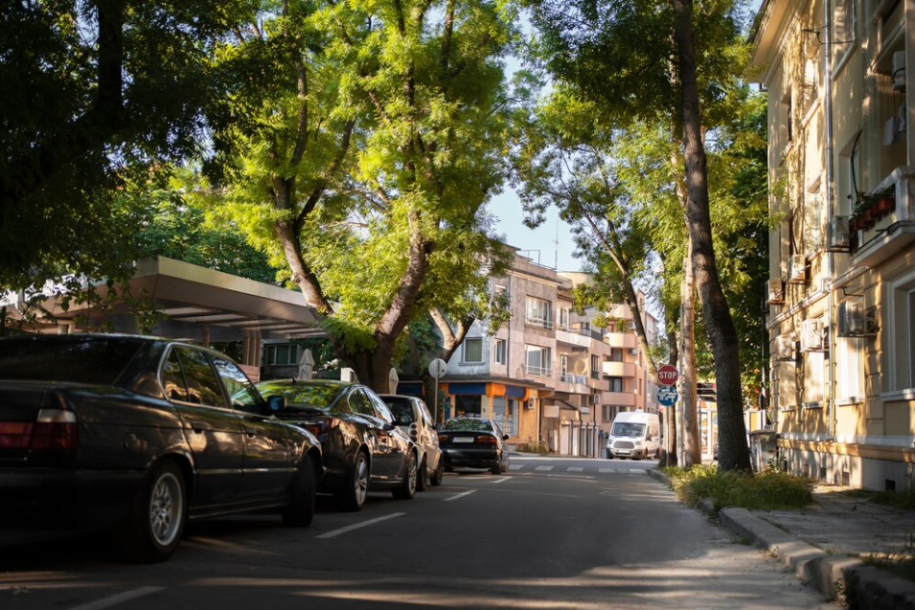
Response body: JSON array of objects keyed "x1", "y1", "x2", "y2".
[
  {"x1": 560, "y1": 372, "x2": 587, "y2": 384},
  {"x1": 525, "y1": 316, "x2": 554, "y2": 330},
  {"x1": 524, "y1": 364, "x2": 552, "y2": 377}
]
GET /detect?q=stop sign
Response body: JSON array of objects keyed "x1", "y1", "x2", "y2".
[{"x1": 658, "y1": 364, "x2": 678, "y2": 386}]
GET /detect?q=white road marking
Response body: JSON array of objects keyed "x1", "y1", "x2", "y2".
[
  {"x1": 534, "y1": 465, "x2": 553, "y2": 471},
  {"x1": 628, "y1": 469, "x2": 644, "y2": 473},
  {"x1": 316, "y1": 512, "x2": 405, "y2": 539},
  {"x1": 508, "y1": 464, "x2": 523, "y2": 470},
  {"x1": 444, "y1": 490, "x2": 477, "y2": 502},
  {"x1": 68, "y1": 587, "x2": 164, "y2": 610},
  {"x1": 599, "y1": 468, "x2": 617, "y2": 473},
  {"x1": 491, "y1": 476, "x2": 511, "y2": 484},
  {"x1": 567, "y1": 467, "x2": 583, "y2": 472}
]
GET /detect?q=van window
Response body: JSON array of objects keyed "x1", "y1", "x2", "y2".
[{"x1": 611, "y1": 422, "x2": 646, "y2": 437}]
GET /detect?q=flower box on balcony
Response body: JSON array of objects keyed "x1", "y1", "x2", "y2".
[{"x1": 851, "y1": 187, "x2": 895, "y2": 232}]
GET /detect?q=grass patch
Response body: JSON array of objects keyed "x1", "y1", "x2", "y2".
[
  {"x1": 514, "y1": 440, "x2": 549, "y2": 455},
  {"x1": 869, "y1": 487, "x2": 915, "y2": 510},
  {"x1": 658, "y1": 465, "x2": 814, "y2": 513},
  {"x1": 862, "y1": 532, "x2": 915, "y2": 584}
]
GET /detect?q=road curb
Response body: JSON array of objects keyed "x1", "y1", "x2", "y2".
[{"x1": 647, "y1": 468, "x2": 915, "y2": 609}]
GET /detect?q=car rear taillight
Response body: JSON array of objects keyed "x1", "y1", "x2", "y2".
[
  {"x1": 437, "y1": 434, "x2": 449, "y2": 444},
  {"x1": 302, "y1": 416, "x2": 337, "y2": 437},
  {"x1": 476, "y1": 435, "x2": 497, "y2": 445},
  {"x1": 0, "y1": 421, "x2": 34, "y2": 449},
  {"x1": 29, "y1": 409, "x2": 79, "y2": 450}
]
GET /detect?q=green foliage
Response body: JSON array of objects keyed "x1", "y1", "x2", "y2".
[
  {"x1": 660, "y1": 464, "x2": 814, "y2": 515},
  {"x1": 869, "y1": 487, "x2": 915, "y2": 511},
  {"x1": 862, "y1": 531, "x2": 915, "y2": 584},
  {"x1": 1, "y1": 0, "x2": 257, "y2": 291}
]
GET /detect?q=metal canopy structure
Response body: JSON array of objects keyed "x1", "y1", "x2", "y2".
[{"x1": 11, "y1": 257, "x2": 325, "y2": 379}]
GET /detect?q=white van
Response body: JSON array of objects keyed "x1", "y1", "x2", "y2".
[{"x1": 605, "y1": 411, "x2": 661, "y2": 460}]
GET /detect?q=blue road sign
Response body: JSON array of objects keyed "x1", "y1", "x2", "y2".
[{"x1": 658, "y1": 385, "x2": 678, "y2": 407}]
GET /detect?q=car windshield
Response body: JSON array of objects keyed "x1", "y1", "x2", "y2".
[
  {"x1": 0, "y1": 336, "x2": 142, "y2": 385},
  {"x1": 382, "y1": 397, "x2": 414, "y2": 424},
  {"x1": 256, "y1": 381, "x2": 345, "y2": 411},
  {"x1": 442, "y1": 418, "x2": 493, "y2": 432},
  {"x1": 611, "y1": 422, "x2": 646, "y2": 437}
]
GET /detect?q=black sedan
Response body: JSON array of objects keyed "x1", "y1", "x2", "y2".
[
  {"x1": 0, "y1": 334, "x2": 321, "y2": 563},
  {"x1": 438, "y1": 417, "x2": 510, "y2": 474},
  {"x1": 256, "y1": 379, "x2": 419, "y2": 511}
]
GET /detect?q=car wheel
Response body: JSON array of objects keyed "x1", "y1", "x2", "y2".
[
  {"x1": 429, "y1": 458, "x2": 444, "y2": 486},
  {"x1": 392, "y1": 451, "x2": 417, "y2": 500},
  {"x1": 282, "y1": 453, "x2": 316, "y2": 527},
  {"x1": 605, "y1": 449, "x2": 612, "y2": 459},
  {"x1": 416, "y1": 456, "x2": 428, "y2": 492},
  {"x1": 490, "y1": 461, "x2": 502, "y2": 475},
  {"x1": 119, "y1": 460, "x2": 186, "y2": 563},
  {"x1": 336, "y1": 450, "x2": 369, "y2": 512}
]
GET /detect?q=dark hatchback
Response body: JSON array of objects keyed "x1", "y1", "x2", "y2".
[
  {"x1": 0, "y1": 334, "x2": 322, "y2": 562},
  {"x1": 256, "y1": 379, "x2": 418, "y2": 511},
  {"x1": 438, "y1": 417, "x2": 510, "y2": 474}
]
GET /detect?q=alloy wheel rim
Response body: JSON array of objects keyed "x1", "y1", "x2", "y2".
[
  {"x1": 407, "y1": 455, "x2": 417, "y2": 495},
  {"x1": 355, "y1": 456, "x2": 368, "y2": 505},
  {"x1": 149, "y1": 472, "x2": 182, "y2": 546}
]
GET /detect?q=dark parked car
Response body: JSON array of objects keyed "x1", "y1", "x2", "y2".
[
  {"x1": 256, "y1": 379, "x2": 418, "y2": 511},
  {"x1": 378, "y1": 394, "x2": 443, "y2": 490},
  {"x1": 0, "y1": 334, "x2": 321, "y2": 563},
  {"x1": 437, "y1": 417, "x2": 510, "y2": 474}
]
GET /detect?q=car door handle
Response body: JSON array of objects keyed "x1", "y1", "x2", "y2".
[{"x1": 244, "y1": 427, "x2": 258, "y2": 437}]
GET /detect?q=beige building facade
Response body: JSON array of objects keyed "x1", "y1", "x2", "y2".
[{"x1": 752, "y1": 0, "x2": 915, "y2": 490}]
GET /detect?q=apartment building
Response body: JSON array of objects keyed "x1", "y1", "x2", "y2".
[
  {"x1": 440, "y1": 250, "x2": 659, "y2": 452},
  {"x1": 751, "y1": 0, "x2": 915, "y2": 490}
]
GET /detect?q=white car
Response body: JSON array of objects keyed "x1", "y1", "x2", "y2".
[{"x1": 379, "y1": 394, "x2": 444, "y2": 489}]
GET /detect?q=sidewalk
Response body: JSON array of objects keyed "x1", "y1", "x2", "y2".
[{"x1": 648, "y1": 470, "x2": 915, "y2": 609}]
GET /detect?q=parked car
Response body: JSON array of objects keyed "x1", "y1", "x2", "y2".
[
  {"x1": 378, "y1": 394, "x2": 443, "y2": 490},
  {"x1": 437, "y1": 417, "x2": 510, "y2": 474},
  {"x1": 255, "y1": 379, "x2": 418, "y2": 511},
  {"x1": 605, "y1": 411, "x2": 661, "y2": 460},
  {"x1": 0, "y1": 334, "x2": 321, "y2": 563}
]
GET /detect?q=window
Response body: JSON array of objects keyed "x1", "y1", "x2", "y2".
[
  {"x1": 266, "y1": 344, "x2": 297, "y2": 365},
  {"x1": 212, "y1": 356, "x2": 262, "y2": 410},
  {"x1": 889, "y1": 274, "x2": 915, "y2": 391},
  {"x1": 349, "y1": 389, "x2": 374, "y2": 415},
  {"x1": 608, "y1": 377, "x2": 623, "y2": 392},
  {"x1": 836, "y1": 336, "x2": 863, "y2": 400},
  {"x1": 494, "y1": 339, "x2": 506, "y2": 365},
  {"x1": 805, "y1": 351, "x2": 826, "y2": 406},
  {"x1": 560, "y1": 354, "x2": 569, "y2": 380},
  {"x1": 161, "y1": 349, "x2": 187, "y2": 402},
  {"x1": 175, "y1": 348, "x2": 225, "y2": 407},
  {"x1": 610, "y1": 348, "x2": 623, "y2": 362},
  {"x1": 782, "y1": 88, "x2": 793, "y2": 144},
  {"x1": 831, "y1": 0, "x2": 856, "y2": 71},
  {"x1": 524, "y1": 345, "x2": 551, "y2": 376},
  {"x1": 839, "y1": 133, "x2": 862, "y2": 216},
  {"x1": 602, "y1": 405, "x2": 615, "y2": 421},
  {"x1": 463, "y1": 337, "x2": 483, "y2": 363},
  {"x1": 559, "y1": 308, "x2": 569, "y2": 330},
  {"x1": 366, "y1": 392, "x2": 395, "y2": 423},
  {"x1": 590, "y1": 355, "x2": 600, "y2": 379},
  {"x1": 525, "y1": 297, "x2": 553, "y2": 329}
]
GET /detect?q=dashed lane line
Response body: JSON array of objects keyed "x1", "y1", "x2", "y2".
[
  {"x1": 68, "y1": 587, "x2": 165, "y2": 610},
  {"x1": 491, "y1": 476, "x2": 511, "y2": 484},
  {"x1": 567, "y1": 467, "x2": 583, "y2": 472},
  {"x1": 534, "y1": 466, "x2": 553, "y2": 471},
  {"x1": 444, "y1": 490, "x2": 477, "y2": 502},
  {"x1": 315, "y1": 512, "x2": 406, "y2": 539}
]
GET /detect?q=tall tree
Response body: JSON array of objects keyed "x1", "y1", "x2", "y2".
[
  {"x1": 206, "y1": 0, "x2": 515, "y2": 392},
  {"x1": 525, "y1": 0, "x2": 754, "y2": 470},
  {"x1": 1, "y1": 0, "x2": 255, "y2": 291}
]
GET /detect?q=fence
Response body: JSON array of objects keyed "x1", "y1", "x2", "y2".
[{"x1": 557, "y1": 421, "x2": 601, "y2": 458}]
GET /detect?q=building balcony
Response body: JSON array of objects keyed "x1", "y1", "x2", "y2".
[
  {"x1": 600, "y1": 391, "x2": 636, "y2": 407},
  {"x1": 604, "y1": 332, "x2": 636, "y2": 350},
  {"x1": 524, "y1": 316, "x2": 554, "y2": 330},
  {"x1": 523, "y1": 364, "x2": 553, "y2": 378},
  {"x1": 602, "y1": 360, "x2": 636, "y2": 377},
  {"x1": 556, "y1": 372, "x2": 590, "y2": 394},
  {"x1": 850, "y1": 167, "x2": 915, "y2": 267}
]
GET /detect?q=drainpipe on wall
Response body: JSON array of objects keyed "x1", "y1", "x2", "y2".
[{"x1": 824, "y1": 0, "x2": 837, "y2": 441}]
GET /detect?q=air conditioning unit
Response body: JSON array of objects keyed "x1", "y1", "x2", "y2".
[
  {"x1": 591, "y1": 393, "x2": 601, "y2": 405},
  {"x1": 787, "y1": 253, "x2": 807, "y2": 284},
  {"x1": 775, "y1": 334, "x2": 797, "y2": 361},
  {"x1": 766, "y1": 279, "x2": 785, "y2": 304},
  {"x1": 837, "y1": 301, "x2": 878, "y2": 337},
  {"x1": 800, "y1": 318, "x2": 825, "y2": 352},
  {"x1": 826, "y1": 216, "x2": 850, "y2": 251}
]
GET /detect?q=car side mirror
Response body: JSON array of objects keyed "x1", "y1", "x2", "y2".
[
  {"x1": 267, "y1": 395, "x2": 286, "y2": 414},
  {"x1": 384, "y1": 421, "x2": 396, "y2": 431},
  {"x1": 503, "y1": 434, "x2": 509, "y2": 440}
]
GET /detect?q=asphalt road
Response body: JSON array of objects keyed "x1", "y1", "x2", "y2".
[{"x1": 0, "y1": 457, "x2": 836, "y2": 609}]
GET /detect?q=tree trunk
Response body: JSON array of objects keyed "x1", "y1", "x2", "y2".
[
  {"x1": 672, "y1": 0, "x2": 751, "y2": 471},
  {"x1": 678, "y1": 249, "x2": 701, "y2": 467}
]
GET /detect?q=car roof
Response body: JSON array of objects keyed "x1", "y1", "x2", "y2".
[{"x1": 257, "y1": 379, "x2": 353, "y2": 388}]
